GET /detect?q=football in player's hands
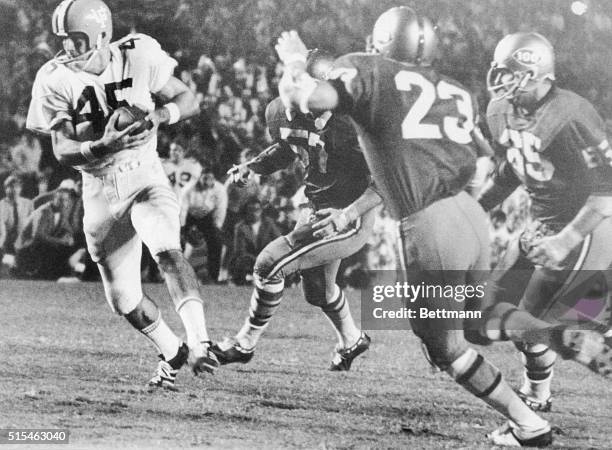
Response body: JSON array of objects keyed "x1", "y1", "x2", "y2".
[{"x1": 113, "y1": 106, "x2": 153, "y2": 135}]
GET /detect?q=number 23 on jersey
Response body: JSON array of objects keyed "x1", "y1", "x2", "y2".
[{"x1": 395, "y1": 71, "x2": 475, "y2": 144}]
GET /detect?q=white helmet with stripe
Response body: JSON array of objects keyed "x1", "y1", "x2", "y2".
[{"x1": 52, "y1": 0, "x2": 112, "y2": 51}]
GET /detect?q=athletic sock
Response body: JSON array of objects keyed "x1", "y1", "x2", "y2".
[
  {"x1": 321, "y1": 285, "x2": 361, "y2": 348},
  {"x1": 518, "y1": 343, "x2": 556, "y2": 401},
  {"x1": 447, "y1": 348, "x2": 549, "y2": 433},
  {"x1": 176, "y1": 297, "x2": 209, "y2": 347},
  {"x1": 236, "y1": 277, "x2": 284, "y2": 349},
  {"x1": 141, "y1": 313, "x2": 182, "y2": 362}
]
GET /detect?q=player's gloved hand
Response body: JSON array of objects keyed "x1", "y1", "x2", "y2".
[
  {"x1": 96, "y1": 110, "x2": 144, "y2": 154},
  {"x1": 311, "y1": 206, "x2": 358, "y2": 239},
  {"x1": 275, "y1": 30, "x2": 308, "y2": 66},
  {"x1": 227, "y1": 163, "x2": 251, "y2": 187},
  {"x1": 527, "y1": 228, "x2": 583, "y2": 270}
]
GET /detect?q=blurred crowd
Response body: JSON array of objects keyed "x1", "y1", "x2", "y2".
[{"x1": 1, "y1": 1, "x2": 611, "y2": 282}]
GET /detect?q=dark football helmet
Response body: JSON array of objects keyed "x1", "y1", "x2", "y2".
[
  {"x1": 371, "y1": 6, "x2": 438, "y2": 66},
  {"x1": 487, "y1": 32, "x2": 555, "y2": 101}
]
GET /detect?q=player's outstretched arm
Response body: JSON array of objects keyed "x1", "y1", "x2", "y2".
[
  {"x1": 148, "y1": 76, "x2": 200, "y2": 128},
  {"x1": 52, "y1": 112, "x2": 145, "y2": 167},
  {"x1": 276, "y1": 31, "x2": 340, "y2": 114},
  {"x1": 227, "y1": 143, "x2": 296, "y2": 187}
]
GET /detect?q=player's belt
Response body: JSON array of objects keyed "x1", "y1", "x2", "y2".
[{"x1": 116, "y1": 160, "x2": 142, "y2": 173}]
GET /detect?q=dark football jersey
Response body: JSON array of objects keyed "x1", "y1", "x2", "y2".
[
  {"x1": 265, "y1": 97, "x2": 370, "y2": 208},
  {"x1": 487, "y1": 86, "x2": 612, "y2": 227},
  {"x1": 328, "y1": 53, "x2": 478, "y2": 219}
]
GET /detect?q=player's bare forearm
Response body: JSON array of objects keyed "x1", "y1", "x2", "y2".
[
  {"x1": 52, "y1": 113, "x2": 144, "y2": 167},
  {"x1": 52, "y1": 127, "x2": 92, "y2": 167},
  {"x1": 51, "y1": 121, "x2": 115, "y2": 167},
  {"x1": 151, "y1": 76, "x2": 200, "y2": 125},
  {"x1": 528, "y1": 194, "x2": 612, "y2": 269},
  {"x1": 558, "y1": 194, "x2": 612, "y2": 246},
  {"x1": 246, "y1": 143, "x2": 295, "y2": 175},
  {"x1": 345, "y1": 184, "x2": 383, "y2": 220}
]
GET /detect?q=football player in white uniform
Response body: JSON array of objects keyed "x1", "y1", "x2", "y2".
[
  {"x1": 162, "y1": 141, "x2": 202, "y2": 220},
  {"x1": 26, "y1": 0, "x2": 218, "y2": 390}
]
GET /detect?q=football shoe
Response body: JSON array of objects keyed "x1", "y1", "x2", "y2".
[
  {"x1": 488, "y1": 421, "x2": 553, "y2": 447},
  {"x1": 188, "y1": 341, "x2": 220, "y2": 375},
  {"x1": 330, "y1": 332, "x2": 371, "y2": 371},
  {"x1": 517, "y1": 390, "x2": 552, "y2": 413},
  {"x1": 210, "y1": 337, "x2": 255, "y2": 365},
  {"x1": 147, "y1": 342, "x2": 189, "y2": 391}
]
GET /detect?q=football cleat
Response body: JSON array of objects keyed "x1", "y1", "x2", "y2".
[
  {"x1": 187, "y1": 341, "x2": 220, "y2": 375},
  {"x1": 147, "y1": 343, "x2": 189, "y2": 391},
  {"x1": 517, "y1": 391, "x2": 552, "y2": 413},
  {"x1": 558, "y1": 328, "x2": 612, "y2": 378},
  {"x1": 209, "y1": 337, "x2": 255, "y2": 365},
  {"x1": 487, "y1": 421, "x2": 553, "y2": 447},
  {"x1": 330, "y1": 332, "x2": 371, "y2": 371}
]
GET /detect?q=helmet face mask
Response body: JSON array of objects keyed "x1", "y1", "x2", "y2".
[
  {"x1": 52, "y1": 0, "x2": 112, "y2": 73},
  {"x1": 61, "y1": 33, "x2": 91, "y2": 59},
  {"x1": 486, "y1": 64, "x2": 538, "y2": 101}
]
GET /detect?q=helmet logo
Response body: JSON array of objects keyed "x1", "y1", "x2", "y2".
[
  {"x1": 512, "y1": 48, "x2": 541, "y2": 65},
  {"x1": 86, "y1": 7, "x2": 109, "y2": 28}
]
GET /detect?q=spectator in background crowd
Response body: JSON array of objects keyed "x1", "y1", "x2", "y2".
[
  {"x1": 182, "y1": 166, "x2": 228, "y2": 282},
  {"x1": 33, "y1": 178, "x2": 85, "y2": 245},
  {"x1": 14, "y1": 183, "x2": 79, "y2": 280},
  {"x1": 162, "y1": 142, "x2": 203, "y2": 217},
  {"x1": 221, "y1": 147, "x2": 262, "y2": 282},
  {"x1": 0, "y1": 175, "x2": 33, "y2": 271},
  {"x1": 489, "y1": 209, "x2": 512, "y2": 268},
  {"x1": 230, "y1": 196, "x2": 281, "y2": 285}
]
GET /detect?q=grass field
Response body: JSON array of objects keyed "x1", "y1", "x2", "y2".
[{"x1": 1, "y1": 280, "x2": 611, "y2": 449}]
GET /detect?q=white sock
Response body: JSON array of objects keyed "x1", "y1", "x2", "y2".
[
  {"x1": 176, "y1": 297, "x2": 209, "y2": 347},
  {"x1": 520, "y1": 371, "x2": 553, "y2": 401},
  {"x1": 236, "y1": 318, "x2": 267, "y2": 349},
  {"x1": 321, "y1": 286, "x2": 361, "y2": 348},
  {"x1": 141, "y1": 314, "x2": 181, "y2": 361}
]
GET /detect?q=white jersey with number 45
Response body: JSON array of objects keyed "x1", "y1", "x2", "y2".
[{"x1": 26, "y1": 33, "x2": 177, "y2": 175}]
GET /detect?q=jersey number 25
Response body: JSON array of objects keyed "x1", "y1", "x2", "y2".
[{"x1": 395, "y1": 71, "x2": 474, "y2": 144}]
